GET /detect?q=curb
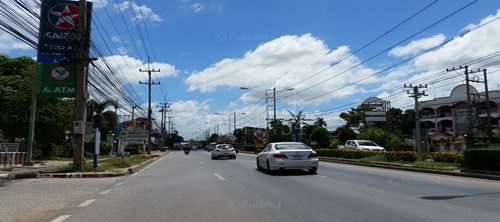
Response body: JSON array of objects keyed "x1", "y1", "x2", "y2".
[
  {"x1": 0, "y1": 153, "x2": 167, "y2": 180},
  {"x1": 319, "y1": 157, "x2": 500, "y2": 181}
]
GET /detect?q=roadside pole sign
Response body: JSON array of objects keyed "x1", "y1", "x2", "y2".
[
  {"x1": 0, "y1": 143, "x2": 19, "y2": 152},
  {"x1": 122, "y1": 138, "x2": 147, "y2": 145},
  {"x1": 35, "y1": 0, "x2": 93, "y2": 98},
  {"x1": 35, "y1": 63, "x2": 76, "y2": 97},
  {"x1": 120, "y1": 130, "x2": 149, "y2": 138},
  {"x1": 37, "y1": 0, "x2": 93, "y2": 64}
]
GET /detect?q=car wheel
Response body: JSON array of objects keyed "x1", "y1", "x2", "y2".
[
  {"x1": 232, "y1": 156, "x2": 236, "y2": 159},
  {"x1": 256, "y1": 158, "x2": 261, "y2": 169},
  {"x1": 309, "y1": 167, "x2": 318, "y2": 174},
  {"x1": 266, "y1": 160, "x2": 273, "y2": 175}
]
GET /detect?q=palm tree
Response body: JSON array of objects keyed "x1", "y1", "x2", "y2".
[
  {"x1": 286, "y1": 110, "x2": 312, "y2": 142},
  {"x1": 86, "y1": 99, "x2": 117, "y2": 129},
  {"x1": 314, "y1": 117, "x2": 327, "y2": 128}
]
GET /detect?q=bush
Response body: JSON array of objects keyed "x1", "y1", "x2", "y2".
[
  {"x1": 315, "y1": 149, "x2": 380, "y2": 159},
  {"x1": 430, "y1": 152, "x2": 464, "y2": 163},
  {"x1": 383, "y1": 151, "x2": 418, "y2": 162},
  {"x1": 463, "y1": 148, "x2": 500, "y2": 171},
  {"x1": 99, "y1": 141, "x2": 112, "y2": 155},
  {"x1": 125, "y1": 145, "x2": 141, "y2": 155}
]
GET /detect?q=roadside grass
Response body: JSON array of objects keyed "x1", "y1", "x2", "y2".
[
  {"x1": 358, "y1": 154, "x2": 461, "y2": 170},
  {"x1": 55, "y1": 155, "x2": 153, "y2": 173}
]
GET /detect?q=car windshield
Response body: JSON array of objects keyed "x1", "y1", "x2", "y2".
[
  {"x1": 358, "y1": 141, "x2": 377, "y2": 146},
  {"x1": 275, "y1": 144, "x2": 309, "y2": 150}
]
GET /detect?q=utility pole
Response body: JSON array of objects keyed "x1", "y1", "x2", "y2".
[
  {"x1": 469, "y1": 68, "x2": 491, "y2": 137},
  {"x1": 446, "y1": 66, "x2": 473, "y2": 148},
  {"x1": 405, "y1": 84, "x2": 428, "y2": 156},
  {"x1": 73, "y1": 0, "x2": 90, "y2": 170},
  {"x1": 158, "y1": 101, "x2": 171, "y2": 147},
  {"x1": 131, "y1": 105, "x2": 137, "y2": 129},
  {"x1": 139, "y1": 57, "x2": 160, "y2": 154}
]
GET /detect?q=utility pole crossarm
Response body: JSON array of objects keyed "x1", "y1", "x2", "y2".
[
  {"x1": 404, "y1": 83, "x2": 428, "y2": 156},
  {"x1": 139, "y1": 57, "x2": 160, "y2": 155}
]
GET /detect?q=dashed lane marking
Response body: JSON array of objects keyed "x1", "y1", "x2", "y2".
[
  {"x1": 114, "y1": 182, "x2": 124, "y2": 187},
  {"x1": 214, "y1": 173, "x2": 226, "y2": 181},
  {"x1": 200, "y1": 161, "x2": 205, "y2": 164},
  {"x1": 50, "y1": 215, "x2": 71, "y2": 222},
  {"x1": 78, "y1": 199, "x2": 96, "y2": 207}
]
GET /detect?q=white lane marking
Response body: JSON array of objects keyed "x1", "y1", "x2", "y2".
[
  {"x1": 78, "y1": 199, "x2": 96, "y2": 207},
  {"x1": 114, "y1": 182, "x2": 123, "y2": 187},
  {"x1": 316, "y1": 175, "x2": 327, "y2": 178},
  {"x1": 100, "y1": 189, "x2": 111, "y2": 195},
  {"x1": 132, "y1": 155, "x2": 166, "y2": 176},
  {"x1": 214, "y1": 173, "x2": 226, "y2": 181},
  {"x1": 200, "y1": 161, "x2": 204, "y2": 164},
  {"x1": 50, "y1": 215, "x2": 71, "y2": 222}
]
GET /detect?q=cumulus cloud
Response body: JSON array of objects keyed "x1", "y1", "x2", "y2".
[
  {"x1": 185, "y1": 34, "x2": 379, "y2": 106},
  {"x1": 115, "y1": 1, "x2": 163, "y2": 22},
  {"x1": 389, "y1": 34, "x2": 446, "y2": 57}
]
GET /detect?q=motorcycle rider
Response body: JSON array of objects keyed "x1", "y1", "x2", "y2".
[{"x1": 183, "y1": 144, "x2": 191, "y2": 154}]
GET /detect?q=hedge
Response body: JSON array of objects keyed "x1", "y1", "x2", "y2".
[{"x1": 463, "y1": 148, "x2": 500, "y2": 171}]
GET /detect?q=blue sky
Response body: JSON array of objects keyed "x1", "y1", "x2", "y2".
[{"x1": 2, "y1": 0, "x2": 500, "y2": 140}]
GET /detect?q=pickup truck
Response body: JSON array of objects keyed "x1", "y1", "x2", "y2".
[{"x1": 337, "y1": 140, "x2": 385, "y2": 151}]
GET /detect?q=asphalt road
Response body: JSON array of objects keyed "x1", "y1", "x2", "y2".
[{"x1": 2, "y1": 150, "x2": 499, "y2": 222}]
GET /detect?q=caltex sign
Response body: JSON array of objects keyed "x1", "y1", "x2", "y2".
[{"x1": 37, "y1": 0, "x2": 93, "y2": 63}]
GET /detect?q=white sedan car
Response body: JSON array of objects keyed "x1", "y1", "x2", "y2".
[
  {"x1": 256, "y1": 142, "x2": 319, "y2": 174},
  {"x1": 211, "y1": 144, "x2": 237, "y2": 159}
]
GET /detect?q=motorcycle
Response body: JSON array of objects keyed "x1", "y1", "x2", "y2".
[{"x1": 184, "y1": 149, "x2": 190, "y2": 155}]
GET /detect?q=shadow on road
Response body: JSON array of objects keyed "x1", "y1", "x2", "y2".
[
  {"x1": 421, "y1": 192, "x2": 500, "y2": 200},
  {"x1": 255, "y1": 168, "x2": 316, "y2": 176}
]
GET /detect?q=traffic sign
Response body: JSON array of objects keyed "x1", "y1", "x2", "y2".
[
  {"x1": 0, "y1": 143, "x2": 19, "y2": 152},
  {"x1": 121, "y1": 130, "x2": 148, "y2": 138}
]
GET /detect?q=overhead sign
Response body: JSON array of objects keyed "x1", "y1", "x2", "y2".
[{"x1": 37, "y1": 0, "x2": 93, "y2": 63}]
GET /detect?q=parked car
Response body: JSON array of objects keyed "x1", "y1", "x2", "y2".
[
  {"x1": 256, "y1": 142, "x2": 319, "y2": 174},
  {"x1": 211, "y1": 144, "x2": 237, "y2": 159},
  {"x1": 338, "y1": 140, "x2": 385, "y2": 151},
  {"x1": 207, "y1": 142, "x2": 217, "y2": 151}
]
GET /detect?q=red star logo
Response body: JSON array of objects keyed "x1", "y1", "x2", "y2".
[{"x1": 50, "y1": 4, "x2": 79, "y2": 30}]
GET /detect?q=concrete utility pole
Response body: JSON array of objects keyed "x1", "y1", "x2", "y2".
[
  {"x1": 446, "y1": 66, "x2": 472, "y2": 148},
  {"x1": 469, "y1": 68, "x2": 492, "y2": 136},
  {"x1": 139, "y1": 57, "x2": 160, "y2": 154},
  {"x1": 73, "y1": 0, "x2": 89, "y2": 170},
  {"x1": 405, "y1": 84, "x2": 428, "y2": 156},
  {"x1": 157, "y1": 101, "x2": 171, "y2": 147}
]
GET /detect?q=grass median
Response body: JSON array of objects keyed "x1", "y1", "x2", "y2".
[{"x1": 55, "y1": 155, "x2": 154, "y2": 173}]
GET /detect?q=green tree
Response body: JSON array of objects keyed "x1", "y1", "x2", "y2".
[
  {"x1": 0, "y1": 54, "x2": 74, "y2": 157},
  {"x1": 269, "y1": 119, "x2": 291, "y2": 142},
  {"x1": 314, "y1": 117, "x2": 327, "y2": 128},
  {"x1": 335, "y1": 126, "x2": 357, "y2": 145},
  {"x1": 286, "y1": 110, "x2": 312, "y2": 142},
  {"x1": 310, "y1": 126, "x2": 331, "y2": 148}
]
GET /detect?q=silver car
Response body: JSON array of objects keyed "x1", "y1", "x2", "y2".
[
  {"x1": 211, "y1": 144, "x2": 237, "y2": 159},
  {"x1": 256, "y1": 142, "x2": 319, "y2": 174}
]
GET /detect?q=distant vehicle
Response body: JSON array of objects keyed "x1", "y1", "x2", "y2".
[
  {"x1": 211, "y1": 144, "x2": 237, "y2": 159},
  {"x1": 172, "y1": 143, "x2": 182, "y2": 150},
  {"x1": 207, "y1": 142, "x2": 217, "y2": 151},
  {"x1": 338, "y1": 140, "x2": 385, "y2": 151},
  {"x1": 256, "y1": 142, "x2": 319, "y2": 174}
]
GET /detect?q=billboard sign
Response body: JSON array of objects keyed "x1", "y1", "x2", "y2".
[
  {"x1": 35, "y1": 63, "x2": 76, "y2": 97},
  {"x1": 37, "y1": 0, "x2": 93, "y2": 63}
]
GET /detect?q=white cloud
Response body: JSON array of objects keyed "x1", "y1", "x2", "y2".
[
  {"x1": 185, "y1": 34, "x2": 379, "y2": 107},
  {"x1": 0, "y1": 33, "x2": 33, "y2": 52},
  {"x1": 191, "y1": 3, "x2": 205, "y2": 13},
  {"x1": 389, "y1": 34, "x2": 446, "y2": 57},
  {"x1": 115, "y1": 1, "x2": 163, "y2": 22}
]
